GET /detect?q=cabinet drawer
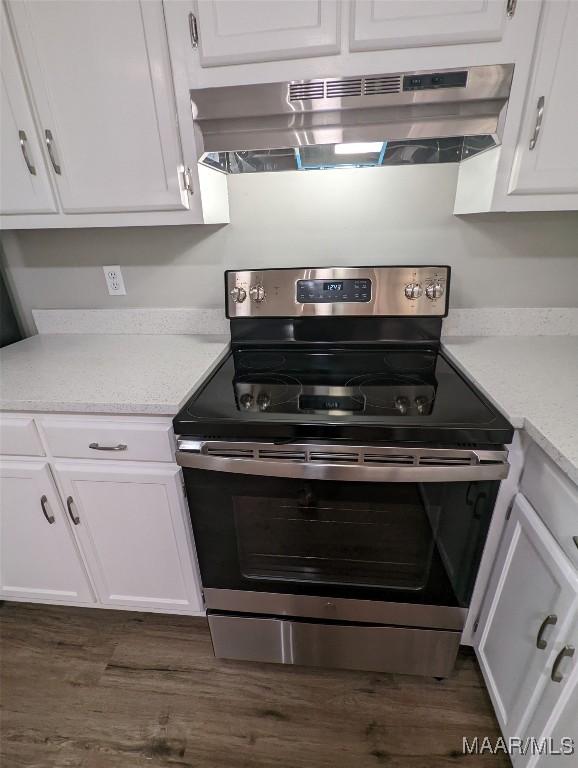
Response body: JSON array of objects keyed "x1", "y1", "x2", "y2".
[
  {"x1": 40, "y1": 418, "x2": 174, "y2": 462},
  {"x1": 0, "y1": 415, "x2": 44, "y2": 456},
  {"x1": 521, "y1": 443, "x2": 578, "y2": 569}
]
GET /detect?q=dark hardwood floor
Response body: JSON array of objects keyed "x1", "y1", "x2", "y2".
[{"x1": 0, "y1": 602, "x2": 509, "y2": 768}]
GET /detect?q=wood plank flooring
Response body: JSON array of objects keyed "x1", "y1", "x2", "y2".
[{"x1": 0, "y1": 602, "x2": 509, "y2": 768}]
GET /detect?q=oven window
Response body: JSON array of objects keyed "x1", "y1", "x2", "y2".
[{"x1": 233, "y1": 484, "x2": 439, "y2": 591}]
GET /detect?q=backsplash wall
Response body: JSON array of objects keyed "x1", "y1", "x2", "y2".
[{"x1": 3, "y1": 164, "x2": 578, "y2": 334}]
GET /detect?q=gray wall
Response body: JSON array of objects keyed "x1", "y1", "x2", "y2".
[{"x1": 3, "y1": 164, "x2": 578, "y2": 333}]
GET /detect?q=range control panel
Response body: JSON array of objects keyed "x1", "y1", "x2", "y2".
[
  {"x1": 226, "y1": 266, "x2": 450, "y2": 318},
  {"x1": 296, "y1": 278, "x2": 371, "y2": 303}
]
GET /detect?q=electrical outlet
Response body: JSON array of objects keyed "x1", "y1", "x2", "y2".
[{"x1": 103, "y1": 265, "x2": 126, "y2": 296}]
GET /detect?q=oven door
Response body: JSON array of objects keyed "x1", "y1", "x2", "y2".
[{"x1": 177, "y1": 441, "x2": 507, "y2": 628}]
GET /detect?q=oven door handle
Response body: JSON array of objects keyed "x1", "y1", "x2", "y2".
[{"x1": 175, "y1": 445, "x2": 509, "y2": 483}]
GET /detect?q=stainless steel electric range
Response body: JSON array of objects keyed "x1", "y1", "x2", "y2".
[{"x1": 174, "y1": 266, "x2": 513, "y2": 677}]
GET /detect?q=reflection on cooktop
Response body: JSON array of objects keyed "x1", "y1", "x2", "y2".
[{"x1": 232, "y1": 349, "x2": 438, "y2": 415}]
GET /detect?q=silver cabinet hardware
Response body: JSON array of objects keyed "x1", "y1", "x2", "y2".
[
  {"x1": 40, "y1": 494, "x2": 55, "y2": 524},
  {"x1": 573, "y1": 536, "x2": 578, "y2": 550},
  {"x1": 181, "y1": 167, "x2": 193, "y2": 194},
  {"x1": 529, "y1": 96, "x2": 545, "y2": 150},
  {"x1": 44, "y1": 129, "x2": 61, "y2": 174},
  {"x1": 66, "y1": 495, "x2": 80, "y2": 525},
  {"x1": 536, "y1": 614, "x2": 558, "y2": 649},
  {"x1": 507, "y1": 0, "x2": 517, "y2": 18},
  {"x1": 18, "y1": 130, "x2": 36, "y2": 175},
  {"x1": 551, "y1": 645, "x2": 575, "y2": 683},
  {"x1": 188, "y1": 12, "x2": 199, "y2": 48},
  {"x1": 88, "y1": 442, "x2": 127, "y2": 451}
]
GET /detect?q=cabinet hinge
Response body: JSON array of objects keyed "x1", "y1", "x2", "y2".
[
  {"x1": 506, "y1": 0, "x2": 517, "y2": 18},
  {"x1": 188, "y1": 12, "x2": 199, "y2": 48},
  {"x1": 473, "y1": 617, "x2": 480, "y2": 633},
  {"x1": 505, "y1": 498, "x2": 515, "y2": 521},
  {"x1": 181, "y1": 167, "x2": 193, "y2": 195}
]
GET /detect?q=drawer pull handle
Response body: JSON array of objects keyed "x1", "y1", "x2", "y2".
[
  {"x1": 536, "y1": 614, "x2": 558, "y2": 649},
  {"x1": 40, "y1": 495, "x2": 55, "y2": 524},
  {"x1": 66, "y1": 496, "x2": 80, "y2": 525},
  {"x1": 551, "y1": 645, "x2": 575, "y2": 683},
  {"x1": 89, "y1": 442, "x2": 127, "y2": 451}
]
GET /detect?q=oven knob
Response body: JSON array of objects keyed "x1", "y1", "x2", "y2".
[
  {"x1": 257, "y1": 392, "x2": 271, "y2": 411},
  {"x1": 239, "y1": 393, "x2": 253, "y2": 410},
  {"x1": 404, "y1": 282, "x2": 423, "y2": 300},
  {"x1": 229, "y1": 286, "x2": 247, "y2": 303},
  {"x1": 249, "y1": 284, "x2": 266, "y2": 303},
  {"x1": 426, "y1": 282, "x2": 444, "y2": 300},
  {"x1": 415, "y1": 395, "x2": 429, "y2": 414},
  {"x1": 395, "y1": 396, "x2": 410, "y2": 415}
]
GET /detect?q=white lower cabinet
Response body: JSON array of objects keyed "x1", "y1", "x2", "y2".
[
  {"x1": 53, "y1": 461, "x2": 202, "y2": 614},
  {"x1": 0, "y1": 460, "x2": 94, "y2": 603},
  {"x1": 475, "y1": 492, "x2": 578, "y2": 764}
]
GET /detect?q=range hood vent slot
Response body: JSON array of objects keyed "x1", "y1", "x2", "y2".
[
  {"x1": 363, "y1": 75, "x2": 401, "y2": 95},
  {"x1": 326, "y1": 78, "x2": 363, "y2": 98},
  {"x1": 289, "y1": 82, "x2": 325, "y2": 101}
]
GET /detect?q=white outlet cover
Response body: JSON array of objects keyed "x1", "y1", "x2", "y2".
[{"x1": 103, "y1": 265, "x2": 126, "y2": 296}]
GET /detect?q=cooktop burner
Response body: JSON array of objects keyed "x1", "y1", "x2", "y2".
[{"x1": 174, "y1": 345, "x2": 513, "y2": 444}]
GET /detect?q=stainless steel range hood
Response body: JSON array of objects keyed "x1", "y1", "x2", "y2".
[{"x1": 192, "y1": 64, "x2": 514, "y2": 173}]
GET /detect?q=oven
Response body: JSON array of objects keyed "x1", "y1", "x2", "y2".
[{"x1": 177, "y1": 440, "x2": 507, "y2": 676}]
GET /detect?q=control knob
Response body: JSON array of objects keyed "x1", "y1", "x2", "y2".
[
  {"x1": 404, "y1": 283, "x2": 423, "y2": 300},
  {"x1": 239, "y1": 393, "x2": 253, "y2": 410},
  {"x1": 249, "y1": 284, "x2": 266, "y2": 303},
  {"x1": 425, "y1": 282, "x2": 444, "y2": 301},
  {"x1": 229, "y1": 286, "x2": 247, "y2": 303}
]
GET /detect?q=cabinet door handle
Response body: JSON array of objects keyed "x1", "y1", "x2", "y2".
[
  {"x1": 66, "y1": 495, "x2": 80, "y2": 525},
  {"x1": 18, "y1": 130, "x2": 36, "y2": 175},
  {"x1": 88, "y1": 442, "x2": 127, "y2": 451},
  {"x1": 40, "y1": 494, "x2": 55, "y2": 524},
  {"x1": 44, "y1": 129, "x2": 62, "y2": 174},
  {"x1": 551, "y1": 645, "x2": 575, "y2": 683},
  {"x1": 529, "y1": 96, "x2": 545, "y2": 150},
  {"x1": 188, "y1": 12, "x2": 199, "y2": 48},
  {"x1": 536, "y1": 614, "x2": 558, "y2": 649}
]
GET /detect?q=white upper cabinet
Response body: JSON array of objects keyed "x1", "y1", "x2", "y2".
[
  {"x1": 350, "y1": 0, "x2": 508, "y2": 52},
  {"x1": 508, "y1": 0, "x2": 578, "y2": 196},
  {"x1": 0, "y1": 3, "x2": 56, "y2": 215},
  {"x1": 6, "y1": 0, "x2": 188, "y2": 214},
  {"x1": 475, "y1": 493, "x2": 578, "y2": 741},
  {"x1": 0, "y1": 460, "x2": 94, "y2": 603},
  {"x1": 194, "y1": 0, "x2": 341, "y2": 67}
]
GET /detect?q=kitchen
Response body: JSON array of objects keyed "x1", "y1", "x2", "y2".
[{"x1": 0, "y1": 1, "x2": 577, "y2": 766}]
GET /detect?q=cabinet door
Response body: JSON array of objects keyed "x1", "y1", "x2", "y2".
[
  {"x1": 350, "y1": 0, "x2": 507, "y2": 51},
  {"x1": 509, "y1": 0, "x2": 578, "y2": 196},
  {"x1": 6, "y1": 0, "x2": 188, "y2": 213},
  {"x1": 475, "y1": 493, "x2": 578, "y2": 740},
  {"x1": 0, "y1": 460, "x2": 94, "y2": 602},
  {"x1": 194, "y1": 0, "x2": 341, "y2": 67},
  {"x1": 532, "y1": 677, "x2": 578, "y2": 767},
  {"x1": 0, "y1": 3, "x2": 56, "y2": 215},
  {"x1": 54, "y1": 462, "x2": 202, "y2": 613}
]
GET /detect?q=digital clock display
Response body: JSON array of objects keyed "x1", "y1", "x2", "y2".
[
  {"x1": 323, "y1": 281, "x2": 344, "y2": 291},
  {"x1": 296, "y1": 278, "x2": 371, "y2": 303}
]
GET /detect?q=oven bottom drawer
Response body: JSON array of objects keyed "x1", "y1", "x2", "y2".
[{"x1": 208, "y1": 613, "x2": 461, "y2": 677}]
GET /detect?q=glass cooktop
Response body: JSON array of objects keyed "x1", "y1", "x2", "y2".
[{"x1": 174, "y1": 346, "x2": 513, "y2": 445}]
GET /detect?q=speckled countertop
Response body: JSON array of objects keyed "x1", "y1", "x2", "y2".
[
  {"x1": 0, "y1": 334, "x2": 229, "y2": 415},
  {"x1": 443, "y1": 336, "x2": 578, "y2": 486}
]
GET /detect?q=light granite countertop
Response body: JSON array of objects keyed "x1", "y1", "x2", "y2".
[
  {"x1": 0, "y1": 334, "x2": 229, "y2": 415},
  {"x1": 443, "y1": 336, "x2": 578, "y2": 486}
]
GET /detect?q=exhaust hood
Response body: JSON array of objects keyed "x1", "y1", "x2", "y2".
[{"x1": 191, "y1": 64, "x2": 514, "y2": 174}]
